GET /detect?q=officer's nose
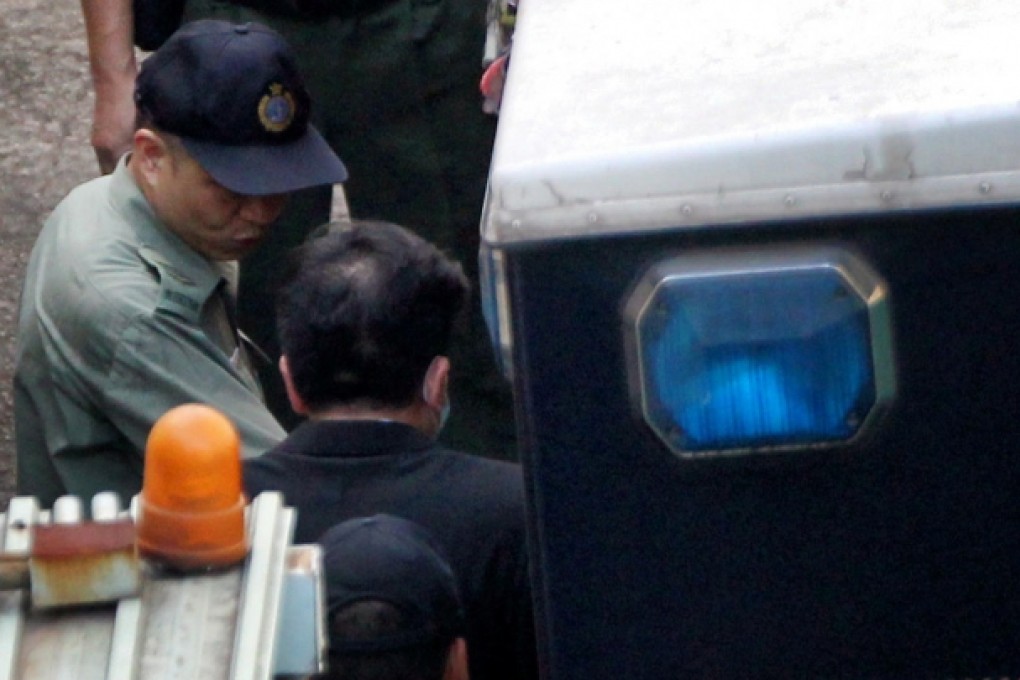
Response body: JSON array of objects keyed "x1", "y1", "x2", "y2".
[{"x1": 239, "y1": 194, "x2": 288, "y2": 224}]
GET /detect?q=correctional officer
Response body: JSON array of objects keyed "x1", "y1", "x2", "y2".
[
  {"x1": 79, "y1": 0, "x2": 517, "y2": 458},
  {"x1": 14, "y1": 20, "x2": 347, "y2": 508}
]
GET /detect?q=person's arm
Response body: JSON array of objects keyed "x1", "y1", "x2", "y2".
[
  {"x1": 103, "y1": 314, "x2": 288, "y2": 462},
  {"x1": 81, "y1": 0, "x2": 138, "y2": 173}
]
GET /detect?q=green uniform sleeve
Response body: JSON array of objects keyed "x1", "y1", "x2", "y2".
[{"x1": 102, "y1": 311, "x2": 286, "y2": 462}]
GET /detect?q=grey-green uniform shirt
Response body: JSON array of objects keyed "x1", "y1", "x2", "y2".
[{"x1": 14, "y1": 157, "x2": 286, "y2": 508}]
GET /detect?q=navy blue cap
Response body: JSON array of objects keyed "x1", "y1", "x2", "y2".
[
  {"x1": 319, "y1": 515, "x2": 465, "y2": 653},
  {"x1": 135, "y1": 20, "x2": 347, "y2": 196}
]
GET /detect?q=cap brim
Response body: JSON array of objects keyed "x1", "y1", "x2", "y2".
[{"x1": 180, "y1": 125, "x2": 347, "y2": 196}]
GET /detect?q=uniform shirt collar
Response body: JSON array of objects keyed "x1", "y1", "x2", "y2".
[{"x1": 277, "y1": 419, "x2": 436, "y2": 459}]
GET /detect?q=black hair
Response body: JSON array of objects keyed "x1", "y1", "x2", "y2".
[
  {"x1": 133, "y1": 109, "x2": 187, "y2": 166},
  {"x1": 276, "y1": 220, "x2": 470, "y2": 411}
]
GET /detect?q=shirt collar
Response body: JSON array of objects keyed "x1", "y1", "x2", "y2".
[{"x1": 276, "y1": 419, "x2": 436, "y2": 459}]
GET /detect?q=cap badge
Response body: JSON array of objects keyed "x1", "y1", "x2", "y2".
[{"x1": 258, "y1": 83, "x2": 296, "y2": 134}]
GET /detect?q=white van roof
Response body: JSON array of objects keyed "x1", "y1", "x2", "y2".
[{"x1": 483, "y1": 0, "x2": 1020, "y2": 244}]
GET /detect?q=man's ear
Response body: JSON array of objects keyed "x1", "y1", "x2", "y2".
[
  {"x1": 279, "y1": 355, "x2": 309, "y2": 416},
  {"x1": 131, "y1": 128, "x2": 170, "y2": 186},
  {"x1": 442, "y1": 637, "x2": 469, "y2": 680},
  {"x1": 422, "y1": 356, "x2": 451, "y2": 409}
]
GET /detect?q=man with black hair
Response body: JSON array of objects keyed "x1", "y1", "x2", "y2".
[
  {"x1": 317, "y1": 514, "x2": 469, "y2": 680},
  {"x1": 244, "y1": 221, "x2": 536, "y2": 680}
]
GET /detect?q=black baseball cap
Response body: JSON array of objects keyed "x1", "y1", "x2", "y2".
[
  {"x1": 319, "y1": 515, "x2": 465, "y2": 653},
  {"x1": 135, "y1": 19, "x2": 347, "y2": 196}
]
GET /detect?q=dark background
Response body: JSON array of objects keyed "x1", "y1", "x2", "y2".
[{"x1": 0, "y1": 0, "x2": 98, "y2": 507}]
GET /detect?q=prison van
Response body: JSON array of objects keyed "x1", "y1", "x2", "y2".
[{"x1": 480, "y1": 1, "x2": 1020, "y2": 677}]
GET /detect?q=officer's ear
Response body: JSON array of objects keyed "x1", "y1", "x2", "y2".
[
  {"x1": 132, "y1": 128, "x2": 172, "y2": 184},
  {"x1": 279, "y1": 355, "x2": 310, "y2": 416}
]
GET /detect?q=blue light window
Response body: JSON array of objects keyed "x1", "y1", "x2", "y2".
[{"x1": 627, "y1": 249, "x2": 893, "y2": 456}]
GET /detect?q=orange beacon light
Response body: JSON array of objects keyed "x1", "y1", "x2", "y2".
[{"x1": 137, "y1": 403, "x2": 249, "y2": 571}]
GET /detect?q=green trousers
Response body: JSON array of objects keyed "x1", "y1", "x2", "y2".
[{"x1": 184, "y1": 0, "x2": 517, "y2": 460}]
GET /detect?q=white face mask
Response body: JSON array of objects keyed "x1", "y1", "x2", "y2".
[
  {"x1": 422, "y1": 383, "x2": 451, "y2": 435},
  {"x1": 439, "y1": 398, "x2": 451, "y2": 434}
]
